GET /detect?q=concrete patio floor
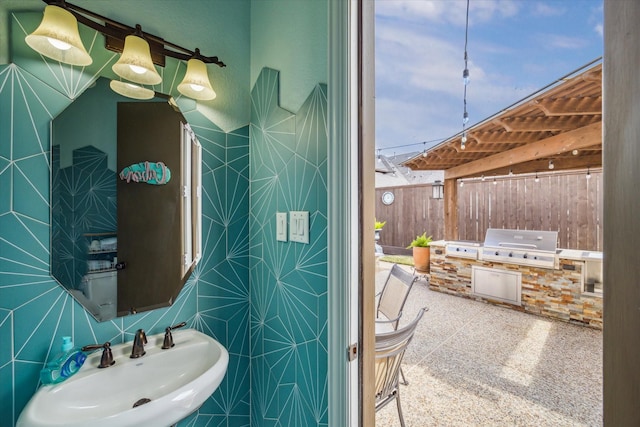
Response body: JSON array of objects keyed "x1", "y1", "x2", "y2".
[{"x1": 375, "y1": 261, "x2": 603, "y2": 427}]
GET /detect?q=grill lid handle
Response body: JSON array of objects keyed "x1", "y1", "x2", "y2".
[{"x1": 497, "y1": 242, "x2": 538, "y2": 249}]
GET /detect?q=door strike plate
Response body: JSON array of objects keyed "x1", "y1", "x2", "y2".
[{"x1": 347, "y1": 343, "x2": 358, "y2": 362}]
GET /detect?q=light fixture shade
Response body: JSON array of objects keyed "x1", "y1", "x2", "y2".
[
  {"x1": 432, "y1": 180, "x2": 444, "y2": 199},
  {"x1": 112, "y1": 35, "x2": 162, "y2": 85},
  {"x1": 110, "y1": 80, "x2": 155, "y2": 100},
  {"x1": 25, "y1": 5, "x2": 92, "y2": 66},
  {"x1": 178, "y1": 58, "x2": 216, "y2": 100}
]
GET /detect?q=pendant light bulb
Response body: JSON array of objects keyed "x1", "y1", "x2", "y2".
[
  {"x1": 463, "y1": 68, "x2": 470, "y2": 85},
  {"x1": 463, "y1": 111, "x2": 469, "y2": 125},
  {"x1": 548, "y1": 160, "x2": 554, "y2": 170},
  {"x1": 112, "y1": 32, "x2": 162, "y2": 86},
  {"x1": 535, "y1": 172, "x2": 540, "y2": 183},
  {"x1": 586, "y1": 168, "x2": 591, "y2": 180},
  {"x1": 25, "y1": 5, "x2": 92, "y2": 66},
  {"x1": 178, "y1": 54, "x2": 217, "y2": 101}
]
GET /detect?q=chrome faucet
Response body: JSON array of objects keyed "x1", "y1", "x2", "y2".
[{"x1": 130, "y1": 329, "x2": 147, "y2": 358}]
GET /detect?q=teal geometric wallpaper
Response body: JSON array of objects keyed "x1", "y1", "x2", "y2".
[
  {"x1": 0, "y1": 12, "x2": 250, "y2": 426},
  {"x1": 249, "y1": 68, "x2": 328, "y2": 426},
  {"x1": 0, "y1": 59, "x2": 251, "y2": 426},
  {"x1": 2, "y1": 10, "x2": 329, "y2": 427}
]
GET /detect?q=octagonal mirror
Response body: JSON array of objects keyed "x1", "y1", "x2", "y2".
[{"x1": 51, "y1": 77, "x2": 202, "y2": 321}]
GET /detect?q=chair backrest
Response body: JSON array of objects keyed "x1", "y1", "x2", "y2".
[
  {"x1": 376, "y1": 264, "x2": 419, "y2": 329},
  {"x1": 374, "y1": 307, "x2": 427, "y2": 408}
]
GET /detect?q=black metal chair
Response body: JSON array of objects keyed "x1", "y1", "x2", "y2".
[{"x1": 375, "y1": 307, "x2": 428, "y2": 427}]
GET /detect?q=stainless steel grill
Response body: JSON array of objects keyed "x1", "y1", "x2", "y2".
[
  {"x1": 480, "y1": 228, "x2": 559, "y2": 269},
  {"x1": 445, "y1": 241, "x2": 481, "y2": 260}
]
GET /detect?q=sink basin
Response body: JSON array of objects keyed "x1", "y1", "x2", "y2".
[{"x1": 17, "y1": 329, "x2": 228, "y2": 427}]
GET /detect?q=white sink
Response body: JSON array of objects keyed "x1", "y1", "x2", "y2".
[{"x1": 17, "y1": 328, "x2": 228, "y2": 427}]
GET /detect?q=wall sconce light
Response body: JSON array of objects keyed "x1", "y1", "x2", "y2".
[
  {"x1": 26, "y1": 0, "x2": 225, "y2": 101},
  {"x1": 432, "y1": 180, "x2": 444, "y2": 199}
]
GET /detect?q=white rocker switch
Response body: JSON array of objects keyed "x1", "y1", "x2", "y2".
[
  {"x1": 276, "y1": 212, "x2": 288, "y2": 242},
  {"x1": 289, "y1": 211, "x2": 309, "y2": 244}
]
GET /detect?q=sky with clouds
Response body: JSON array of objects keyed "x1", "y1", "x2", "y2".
[{"x1": 375, "y1": 0, "x2": 603, "y2": 156}]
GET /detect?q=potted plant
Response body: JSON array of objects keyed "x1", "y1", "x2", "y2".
[{"x1": 407, "y1": 232, "x2": 433, "y2": 272}]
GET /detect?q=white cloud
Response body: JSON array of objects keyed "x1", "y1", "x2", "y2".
[
  {"x1": 376, "y1": 0, "x2": 520, "y2": 27},
  {"x1": 594, "y1": 23, "x2": 603, "y2": 37},
  {"x1": 532, "y1": 2, "x2": 565, "y2": 17},
  {"x1": 541, "y1": 34, "x2": 588, "y2": 50}
]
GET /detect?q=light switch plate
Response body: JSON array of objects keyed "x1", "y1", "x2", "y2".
[
  {"x1": 289, "y1": 211, "x2": 309, "y2": 244},
  {"x1": 276, "y1": 212, "x2": 288, "y2": 242}
]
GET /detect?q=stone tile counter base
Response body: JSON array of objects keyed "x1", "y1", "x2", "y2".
[{"x1": 429, "y1": 242, "x2": 603, "y2": 329}]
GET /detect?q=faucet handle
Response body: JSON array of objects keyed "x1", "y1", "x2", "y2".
[
  {"x1": 81, "y1": 341, "x2": 115, "y2": 368},
  {"x1": 162, "y1": 321, "x2": 187, "y2": 349}
]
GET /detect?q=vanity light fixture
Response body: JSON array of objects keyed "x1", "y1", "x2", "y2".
[
  {"x1": 25, "y1": 4, "x2": 92, "y2": 66},
  {"x1": 26, "y1": 0, "x2": 225, "y2": 101}
]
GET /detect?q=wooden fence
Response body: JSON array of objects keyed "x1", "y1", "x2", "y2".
[{"x1": 375, "y1": 169, "x2": 603, "y2": 251}]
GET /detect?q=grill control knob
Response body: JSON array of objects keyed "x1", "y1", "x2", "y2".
[
  {"x1": 523, "y1": 253, "x2": 528, "y2": 259},
  {"x1": 495, "y1": 251, "x2": 499, "y2": 256},
  {"x1": 456, "y1": 248, "x2": 460, "y2": 251},
  {"x1": 508, "y1": 252, "x2": 513, "y2": 257}
]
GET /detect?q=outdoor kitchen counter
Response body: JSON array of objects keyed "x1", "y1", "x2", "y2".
[{"x1": 428, "y1": 242, "x2": 603, "y2": 329}]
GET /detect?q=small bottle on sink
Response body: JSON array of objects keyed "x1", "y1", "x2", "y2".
[{"x1": 39, "y1": 336, "x2": 86, "y2": 385}]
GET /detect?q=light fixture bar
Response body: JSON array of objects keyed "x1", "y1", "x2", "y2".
[{"x1": 41, "y1": 0, "x2": 226, "y2": 68}]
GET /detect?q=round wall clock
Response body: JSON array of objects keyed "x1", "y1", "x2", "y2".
[{"x1": 382, "y1": 191, "x2": 395, "y2": 205}]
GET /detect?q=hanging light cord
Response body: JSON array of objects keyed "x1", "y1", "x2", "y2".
[{"x1": 461, "y1": 0, "x2": 470, "y2": 149}]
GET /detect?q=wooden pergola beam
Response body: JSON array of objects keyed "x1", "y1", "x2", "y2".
[
  {"x1": 444, "y1": 121, "x2": 602, "y2": 180},
  {"x1": 473, "y1": 130, "x2": 546, "y2": 144},
  {"x1": 477, "y1": 153, "x2": 602, "y2": 177},
  {"x1": 534, "y1": 99, "x2": 602, "y2": 116},
  {"x1": 497, "y1": 117, "x2": 584, "y2": 132}
]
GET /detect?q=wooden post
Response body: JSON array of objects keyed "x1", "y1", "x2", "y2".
[{"x1": 444, "y1": 178, "x2": 458, "y2": 241}]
